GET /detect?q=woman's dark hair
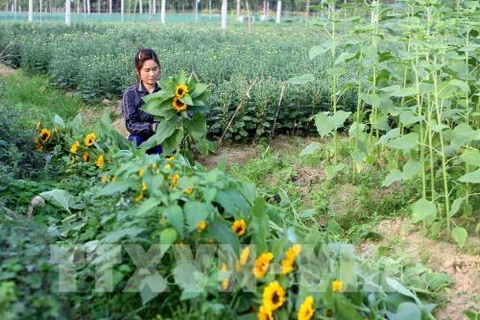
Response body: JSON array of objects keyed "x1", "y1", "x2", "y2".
[{"x1": 134, "y1": 48, "x2": 161, "y2": 74}]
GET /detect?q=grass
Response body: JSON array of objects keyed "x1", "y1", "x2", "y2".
[
  {"x1": 0, "y1": 69, "x2": 87, "y2": 124},
  {"x1": 226, "y1": 136, "x2": 419, "y2": 244}
]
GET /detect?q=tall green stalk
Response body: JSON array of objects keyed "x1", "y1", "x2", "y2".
[{"x1": 432, "y1": 54, "x2": 451, "y2": 231}]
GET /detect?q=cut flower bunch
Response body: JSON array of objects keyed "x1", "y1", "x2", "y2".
[{"x1": 140, "y1": 71, "x2": 214, "y2": 157}]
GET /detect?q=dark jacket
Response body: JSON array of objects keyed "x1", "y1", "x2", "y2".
[{"x1": 122, "y1": 81, "x2": 160, "y2": 137}]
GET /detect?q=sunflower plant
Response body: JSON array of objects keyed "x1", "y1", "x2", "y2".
[{"x1": 140, "y1": 71, "x2": 214, "y2": 158}]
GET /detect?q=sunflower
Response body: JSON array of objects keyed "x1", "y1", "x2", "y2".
[
  {"x1": 332, "y1": 280, "x2": 343, "y2": 292},
  {"x1": 231, "y1": 219, "x2": 247, "y2": 236},
  {"x1": 219, "y1": 263, "x2": 229, "y2": 291},
  {"x1": 83, "y1": 153, "x2": 90, "y2": 162},
  {"x1": 285, "y1": 244, "x2": 302, "y2": 260},
  {"x1": 262, "y1": 281, "x2": 286, "y2": 312},
  {"x1": 96, "y1": 155, "x2": 104, "y2": 169},
  {"x1": 84, "y1": 133, "x2": 97, "y2": 147},
  {"x1": 172, "y1": 97, "x2": 187, "y2": 112},
  {"x1": 257, "y1": 305, "x2": 273, "y2": 320},
  {"x1": 174, "y1": 84, "x2": 189, "y2": 99},
  {"x1": 135, "y1": 192, "x2": 144, "y2": 202},
  {"x1": 298, "y1": 296, "x2": 314, "y2": 320},
  {"x1": 281, "y1": 244, "x2": 302, "y2": 275},
  {"x1": 169, "y1": 173, "x2": 179, "y2": 189},
  {"x1": 253, "y1": 252, "x2": 274, "y2": 279},
  {"x1": 197, "y1": 220, "x2": 207, "y2": 232},
  {"x1": 70, "y1": 141, "x2": 80, "y2": 154},
  {"x1": 239, "y1": 246, "x2": 251, "y2": 266},
  {"x1": 40, "y1": 128, "x2": 51, "y2": 143},
  {"x1": 281, "y1": 258, "x2": 294, "y2": 275}
]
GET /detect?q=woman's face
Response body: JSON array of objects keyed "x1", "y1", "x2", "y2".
[{"x1": 138, "y1": 59, "x2": 160, "y2": 87}]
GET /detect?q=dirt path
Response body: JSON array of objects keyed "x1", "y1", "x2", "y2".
[{"x1": 358, "y1": 218, "x2": 479, "y2": 320}]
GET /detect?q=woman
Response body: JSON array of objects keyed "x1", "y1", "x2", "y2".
[{"x1": 122, "y1": 48, "x2": 162, "y2": 154}]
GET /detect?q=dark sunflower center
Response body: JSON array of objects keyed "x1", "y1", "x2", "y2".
[{"x1": 272, "y1": 292, "x2": 279, "y2": 304}]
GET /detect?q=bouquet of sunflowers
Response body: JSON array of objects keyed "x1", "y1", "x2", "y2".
[{"x1": 140, "y1": 71, "x2": 214, "y2": 157}]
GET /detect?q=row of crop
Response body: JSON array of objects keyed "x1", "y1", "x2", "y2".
[
  {"x1": 0, "y1": 106, "x2": 442, "y2": 319},
  {"x1": 0, "y1": 22, "x2": 357, "y2": 141}
]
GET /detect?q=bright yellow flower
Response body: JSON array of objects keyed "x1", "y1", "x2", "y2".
[
  {"x1": 253, "y1": 252, "x2": 274, "y2": 279},
  {"x1": 135, "y1": 192, "x2": 144, "y2": 202},
  {"x1": 220, "y1": 263, "x2": 229, "y2": 291},
  {"x1": 172, "y1": 97, "x2": 187, "y2": 112},
  {"x1": 35, "y1": 121, "x2": 41, "y2": 131},
  {"x1": 281, "y1": 258, "x2": 294, "y2": 275},
  {"x1": 239, "y1": 246, "x2": 251, "y2": 266},
  {"x1": 262, "y1": 281, "x2": 286, "y2": 312},
  {"x1": 169, "y1": 173, "x2": 179, "y2": 189},
  {"x1": 142, "y1": 181, "x2": 147, "y2": 191},
  {"x1": 139, "y1": 168, "x2": 144, "y2": 177},
  {"x1": 70, "y1": 141, "x2": 80, "y2": 154},
  {"x1": 231, "y1": 219, "x2": 247, "y2": 236},
  {"x1": 281, "y1": 244, "x2": 302, "y2": 275},
  {"x1": 164, "y1": 163, "x2": 172, "y2": 169},
  {"x1": 101, "y1": 176, "x2": 109, "y2": 184},
  {"x1": 285, "y1": 244, "x2": 302, "y2": 260},
  {"x1": 196, "y1": 220, "x2": 207, "y2": 232},
  {"x1": 83, "y1": 153, "x2": 90, "y2": 162},
  {"x1": 183, "y1": 188, "x2": 193, "y2": 195},
  {"x1": 40, "y1": 128, "x2": 51, "y2": 143},
  {"x1": 84, "y1": 133, "x2": 97, "y2": 147},
  {"x1": 174, "y1": 84, "x2": 189, "y2": 99},
  {"x1": 166, "y1": 156, "x2": 175, "y2": 161},
  {"x1": 151, "y1": 163, "x2": 158, "y2": 169},
  {"x1": 257, "y1": 305, "x2": 273, "y2": 320},
  {"x1": 332, "y1": 280, "x2": 343, "y2": 292},
  {"x1": 297, "y1": 296, "x2": 314, "y2": 320},
  {"x1": 96, "y1": 155, "x2": 104, "y2": 169}
]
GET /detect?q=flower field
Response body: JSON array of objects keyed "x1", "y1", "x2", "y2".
[{"x1": 0, "y1": 0, "x2": 479, "y2": 319}]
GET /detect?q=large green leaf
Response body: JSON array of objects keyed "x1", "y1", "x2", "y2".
[
  {"x1": 458, "y1": 168, "x2": 480, "y2": 183},
  {"x1": 287, "y1": 74, "x2": 314, "y2": 85},
  {"x1": 214, "y1": 189, "x2": 251, "y2": 218},
  {"x1": 388, "y1": 133, "x2": 419, "y2": 153},
  {"x1": 411, "y1": 198, "x2": 437, "y2": 225},
  {"x1": 300, "y1": 142, "x2": 322, "y2": 156},
  {"x1": 103, "y1": 227, "x2": 145, "y2": 243},
  {"x1": 460, "y1": 148, "x2": 480, "y2": 167},
  {"x1": 184, "y1": 113, "x2": 206, "y2": 141},
  {"x1": 382, "y1": 169, "x2": 403, "y2": 187},
  {"x1": 251, "y1": 197, "x2": 269, "y2": 253},
  {"x1": 163, "y1": 205, "x2": 184, "y2": 238},
  {"x1": 161, "y1": 128, "x2": 184, "y2": 155},
  {"x1": 314, "y1": 112, "x2": 334, "y2": 137},
  {"x1": 451, "y1": 227, "x2": 468, "y2": 248},
  {"x1": 98, "y1": 180, "x2": 136, "y2": 196},
  {"x1": 39, "y1": 189, "x2": 76, "y2": 213},
  {"x1": 184, "y1": 201, "x2": 213, "y2": 231},
  {"x1": 386, "y1": 302, "x2": 422, "y2": 320},
  {"x1": 190, "y1": 83, "x2": 209, "y2": 99},
  {"x1": 204, "y1": 220, "x2": 239, "y2": 252},
  {"x1": 140, "y1": 120, "x2": 177, "y2": 150}
]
